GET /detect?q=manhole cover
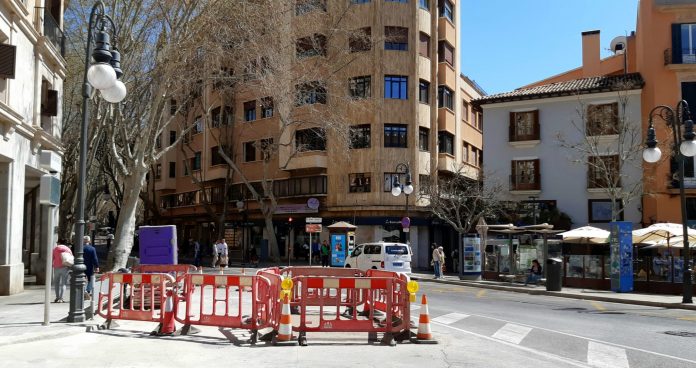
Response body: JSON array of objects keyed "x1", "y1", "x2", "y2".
[{"x1": 664, "y1": 331, "x2": 696, "y2": 338}]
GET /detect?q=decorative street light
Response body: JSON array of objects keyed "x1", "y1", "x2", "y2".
[
  {"x1": 642, "y1": 100, "x2": 696, "y2": 304},
  {"x1": 391, "y1": 162, "x2": 414, "y2": 244},
  {"x1": 68, "y1": 1, "x2": 127, "y2": 322}
]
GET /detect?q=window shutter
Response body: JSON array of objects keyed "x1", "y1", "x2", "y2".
[
  {"x1": 0, "y1": 44, "x2": 16, "y2": 79},
  {"x1": 509, "y1": 112, "x2": 515, "y2": 141},
  {"x1": 533, "y1": 110, "x2": 540, "y2": 140},
  {"x1": 510, "y1": 160, "x2": 517, "y2": 188},
  {"x1": 533, "y1": 159, "x2": 540, "y2": 189},
  {"x1": 672, "y1": 24, "x2": 682, "y2": 64},
  {"x1": 41, "y1": 90, "x2": 58, "y2": 116}
]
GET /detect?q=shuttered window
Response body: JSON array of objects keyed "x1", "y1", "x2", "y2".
[
  {"x1": 419, "y1": 32, "x2": 430, "y2": 58},
  {"x1": 438, "y1": 41, "x2": 454, "y2": 66},
  {"x1": 0, "y1": 44, "x2": 16, "y2": 79}
]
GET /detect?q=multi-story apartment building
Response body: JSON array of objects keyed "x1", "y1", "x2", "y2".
[
  {"x1": 149, "y1": 0, "x2": 484, "y2": 270},
  {"x1": 0, "y1": 0, "x2": 66, "y2": 295}
]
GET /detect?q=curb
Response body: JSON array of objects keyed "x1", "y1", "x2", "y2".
[
  {"x1": 0, "y1": 327, "x2": 84, "y2": 347},
  {"x1": 412, "y1": 276, "x2": 696, "y2": 311}
]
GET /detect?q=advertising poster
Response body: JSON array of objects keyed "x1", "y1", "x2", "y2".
[
  {"x1": 610, "y1": 221, "x2": 633, "y2": 293},
  {"x1": 462, "y1": 236, "x2": 482, "y2": 275},
  {"x1": 331, "y1": 234, "x2": 347, "y2": 267}
]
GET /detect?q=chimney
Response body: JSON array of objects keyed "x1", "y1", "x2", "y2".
[{"x1": 582, "y1": 30, "x2": 601, "y2": 77}]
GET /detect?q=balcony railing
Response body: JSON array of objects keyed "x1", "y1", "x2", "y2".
[
  {"x1": 664, "y1": 48, "x2": 696, "y2": 66},
  {"x1": 509, "y1": 174, "x2": 540, "y2": 191},
  {"x1": 43, "y1": 11, "x2": 65, "y2": 57}
]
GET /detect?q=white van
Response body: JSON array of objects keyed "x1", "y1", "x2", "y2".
[{"x1": 344, "y1": 241, "x2": 412, "y2": 274}]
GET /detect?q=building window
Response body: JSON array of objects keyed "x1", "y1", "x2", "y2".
[
  {"x1": 384, "y1": 124, "x2": 407, "y2": 148},
  {"x1": 384, "y1": 75, "x2": 408, "y2": 100},
  {"x1": 437, "y1": 86, "x2": 453, "y2": 110},
  {"x1": 419, "y1": 174, "x2": 430, "y2": 193},
  {"x1": 419, "y1": 127, "x2": 429, "y2": 151},
  {"x1": 419, "y1": 80, "x2": 430, "y2": 103},
  {"x1": 471, "y1": 147, "x2": 482, "y2": 167},
  {"x1": 349, "y1": 27, "x2": 371, "y2": 52},
  {"x1": 349, "y1": 76, "x2": 371, "y2": 99},
  {"x1": 296, "y1": 128, "x2": 326, "y2": 151},
  {"x1": 183, "y1": 160, "x2": 189, "y2": 176},
  {"x1": 191, "y1": 152, "x2": 202, "y2": 171},
  {"x1": 261, "y1": 97, "x2": 274, "y2": 118},
  {"x1": 155, "y1": 164, "x2": 162, "y2": 180},
  {"x1": 296, "y1": 81, "x2": 327, "y2": 105},
  {"x1": 383, "y1": 172, "x2": 407, "y2": 192},
  {"x1": 509, "y1": 110, "x2": 539, "y2": 141},
  {"x1": 418, "y1": 32, "x2": 430, "y2": 58},
  {"x1": 349, "y1": 173, "x2": 372, "y2": 193},
  {"x1": 438, "y1": 131, "x2": 454, "y2": 155},
  {"x1": 438, "y1": 41, "x2": 454, "y2": 66},
  {"x1": 588, "y1": 199, "x2": 623, "y2": 223},
  {"x1": 211, "y1": 146, "x2": 226, "y2": 166},
  {"x1": 296, "y1": 34, "x2": 327, "y2": 58},
  {"x1": 244, "y1": 141, "x2": 256, "y2": 162},
  {"x1": 463, "y1": 142, "x2": 469, "y2": 162},
  {"x1": 168, "y1": 162, "x2": 176, "y2": 178},
  {"x1": 192, "y1": 116, "x2": 204, "y2": 135},
  {"x1": 586, "y1": 103, "x2": 618, "y2": 136},
  {"x1": 244, "y1": 100, "x2": 256, "y2": 122},
  {"x1": 672, "y1": 23, "x2": 696, "y2": 64},
  {"x1": 475, "y1": 110, "x2": 483, "y2": 130},
  {"x1": 439, "y1": 0, "x2": 453, "y2": 22},
  {"x1": 419, "y1": 0, "x2": 429, "y2": 10},
  {"x1": 385, "y1": 27, "x2": 408, "y2": 51},
  {"x1": 155, "y1": 134, "x2": 162, "y2": 149},
  {"x1": 296, "y1": 0, "x2": 326, "y2": 15},
  {"x1": 212, "y1": 106, "x2": 233, "y2": 127},
  {"x1": 462, "y1": 101, "x2": 470, "y2": 122},
  {"x1": 169, "y1": 130, "x2": 177, "y2": 145},
  {"x1": 511, "y1": 159, "x2": 540, "y2": 191},
  {"x1": 588, "y1": 155, "x2": 620, "y2": 188},
  {"x1": 350, "y1": 124, "x2": 371, "y2": 149},
  {"x1": 170, "y1": 99, "x2": 177, "y2": 116}
]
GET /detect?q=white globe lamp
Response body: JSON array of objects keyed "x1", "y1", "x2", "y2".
[
  {"x1": 681, "y1": 139, "x2": 696, "y2": 157},
  {"x1": 642, "y1": 147, "x2": 661, "y2": 163},
  {"x1": 100, "y1": 80, "x2": 127, "y2": 103},
  {"x1": 391, "y1": 185, "x2": 401, "y2": 197},
  {"x1": 87, "y1": 63, "x2": 117, "y2": 90}
]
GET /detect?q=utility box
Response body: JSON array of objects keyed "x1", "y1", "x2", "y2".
[
  {"x1": 138, "y1": 225, "x2": 177, "y2": 265},
  {"x1": 546, "y1": 258, "x2": 563, "y2": 291}
]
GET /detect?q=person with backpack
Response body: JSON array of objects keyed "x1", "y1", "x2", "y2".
[{"x1": 52, "y1": 239, "x2": 73, "y2": 303}]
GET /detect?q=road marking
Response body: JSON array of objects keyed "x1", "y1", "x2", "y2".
[
  {"x1": 432, "y1": 313, "x2": 469, "y2": 325},
  {"x1": 460, "y1": 311, "x2": 696, "y2": 366},
  {"x1": 430, "y1": 321, "x2": 593, "y2": 368},
  {"x1": 589, "y1": 301, "x2": 606, "y2": 311},
  {"x1": 492, "y1": 323, "x2": 532, "y2": 345},
  {"x1": 476, "y1": 290, "x2": 487, "y2": 298},
  {"x1": 587, "y1": 341, "x2": 629, "y2": 368},
  {"x1": 678, "y1": 316, "x2": 696, "y2": 321},
  {"x1": 410, "y1": 304, "x2": 420, "y2": 311}
]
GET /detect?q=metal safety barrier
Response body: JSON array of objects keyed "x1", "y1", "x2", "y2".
[
  {"x1": 133, "y1": 264, "x2": 197, "y2": 301},
  {"x1": 173, "y1": 273, "x2": 276, "y2": 343},
  {"x1": 97, "y1": 272, "x2": 175, "y2": 330}
]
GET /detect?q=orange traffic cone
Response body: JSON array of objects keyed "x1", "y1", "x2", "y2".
[
  {"x1": 412, "y1": 294, "x2": 437, "y2": 344},
  {"x1": 274, "y1": 294, "x2": 297, "y2": 345},
  {"x1": 156, "y1": 289, "x2": 176, "y2": 335}
]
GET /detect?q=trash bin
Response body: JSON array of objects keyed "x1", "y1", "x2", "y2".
[{"x1": 546, "y1": 258, "x2": 563, "y2": 291}]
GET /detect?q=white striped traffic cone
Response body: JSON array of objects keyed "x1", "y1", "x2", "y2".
[
  {"x1": 412, "y1": 294, "x2": 437, "y2": 344},
  {"x1": 274, "y1": 294, "x2": 298, "y2": 345},
  {"x1": 157, "y1": 289, "x2": 176, "y2": 335}
]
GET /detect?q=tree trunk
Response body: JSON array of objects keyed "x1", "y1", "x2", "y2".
[
  {"x1": 107, "y1": 171, "x2": 147, "y2": 271},
  {"x1": 263, "y1": 213, "x2": 279, "y2": 262}
]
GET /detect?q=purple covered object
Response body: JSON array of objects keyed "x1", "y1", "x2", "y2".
[{"x1": 138, "y1": 225, "x2": 177, "y2": 265}]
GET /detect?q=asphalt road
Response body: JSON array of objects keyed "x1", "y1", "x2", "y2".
[{"x1": 418, "y1": 281, "x2": 696, "y2": 368}]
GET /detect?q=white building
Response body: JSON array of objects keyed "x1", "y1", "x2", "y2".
[
  {"x1": 0, "y1": 0, "x2": 65, "y2": 295},
  {"x1": 475, "y1": 73, "x2": 644, "y2": 229}
]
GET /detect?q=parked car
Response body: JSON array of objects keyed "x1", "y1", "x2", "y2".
[{"x1": 344, "y1": 241, "x2": 412, "y2": 274}]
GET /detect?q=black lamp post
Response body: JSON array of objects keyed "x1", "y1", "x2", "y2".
[
  {"x1": 642, "y1": 100, "x2": 696, "y2": 304},
  {"x1": 391, "y1": 162, "x2": 414, "y2": 244},
  {"x1": 68, "y1": 1, "x2": 127, "y2": 322}
]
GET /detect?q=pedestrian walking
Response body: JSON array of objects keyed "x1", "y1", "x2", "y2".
[
  {"x1": 321, "y1": 240, "x2": 330, "y2": 267},
  {"x1": 438, "y1": 246, "x2": 446, "y2": 276},
  {"x1": 83, "y1": 236, "x2": 99, "y2": 300},
  {"x1": 431, "y1": 243, "x2": 443, "y2": 279},
  {"x1": 451, "y1": 247, "x2": 459, "y2": 274},
  {"x1": 189, "y1": 237, "x2": 201, "y2": 268},
  {"x1": 214, "y1": 238, "x2": 228, "y2": 269},
  {"x1": 52, "y1": 239, "x2": 72, "y2": 303}
]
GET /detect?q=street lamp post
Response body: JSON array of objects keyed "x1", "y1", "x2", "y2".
[
  {"x1": 391, "y1": 162, "x2": 414, "y2": 244},
  {"x1": 528, "y1": 196, "x2": 538, "y2": 225},
  {"x1": 642, "y1": 100, "x2": 696, "y2": 304},
  {"x1": 68, "y1": 1, "x2": 127, "y2": 322}
]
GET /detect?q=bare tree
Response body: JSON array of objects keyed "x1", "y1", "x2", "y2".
[
  {"x1": 556, "y1": 84, "x2": 644, "y2": 222},
  {"x1": 422, "y1": 164, "x2": 503, "y2": 236}
]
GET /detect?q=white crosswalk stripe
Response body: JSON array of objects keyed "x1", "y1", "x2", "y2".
[
  {"x1": 492, "y1": 323, "x2": 533, "y2": 345},
  {"x1": 432, "y1": 313, "x2": 469, "y2": 325},
  {"x1": 587, "y1": 341, "x2": 629, "y2": 368},
  {"x1": 410, "y1": 304, "x2": 420, "y2": 311}
]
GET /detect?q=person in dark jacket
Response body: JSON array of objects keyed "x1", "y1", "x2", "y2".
[
  {"x1": 83, "y1": 236, "x2": 100, "y2": 299},
  {"x1": 524, "y1": 259, "x2": 542, "y2": 286}
]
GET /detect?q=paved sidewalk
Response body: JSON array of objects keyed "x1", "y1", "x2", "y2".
[{"x1": 410, "y1": 271, "x2": 696, "y2": 311}]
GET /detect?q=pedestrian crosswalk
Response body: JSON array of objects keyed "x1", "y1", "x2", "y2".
[{"x1": 414, "y1": 310, "x2": 649, "y2": 368}]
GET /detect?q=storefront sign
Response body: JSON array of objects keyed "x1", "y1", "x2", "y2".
[
  {"x1": 610, "y1": 221, "x2": 633, "y2": 293},
  {"x1": 274, "y1": 204, "x2": 318, "y2": 214},
  {"x1": 306, "y1": 217, "x2": 322, "y2": 224},
  {"x1": 462, "y1": 236, "x2": 482, "y2": 275},
  {"x1": 305, "y1": 224, "x2": 322, "y2": 233}
]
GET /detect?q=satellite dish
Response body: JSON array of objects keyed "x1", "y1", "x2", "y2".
[{"x1": 610, "y1": 36, "x2": 627, "y2": 55}]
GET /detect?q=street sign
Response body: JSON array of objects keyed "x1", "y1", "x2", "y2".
[
  {"x1": 401, "y1": 216, "x2": 411, "y2": 228},
  {"x1": 306, "y1": 217, "x2": 322, "y2": 224},
  {"x1": 306, "y1": 224, "x2": 322, "y2": 233}
]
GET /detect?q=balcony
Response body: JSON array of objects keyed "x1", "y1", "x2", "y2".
[
  {"x1": 43, "y1": 11, "x2": 65, "y2": 57},
  {"x1": 509, "y1": 174, "x2": 540, "y2": 193}
]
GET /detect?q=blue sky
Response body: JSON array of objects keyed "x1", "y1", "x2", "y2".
[{"x1": 461, "y1": 0, "x2": 639, "y2": 95}]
